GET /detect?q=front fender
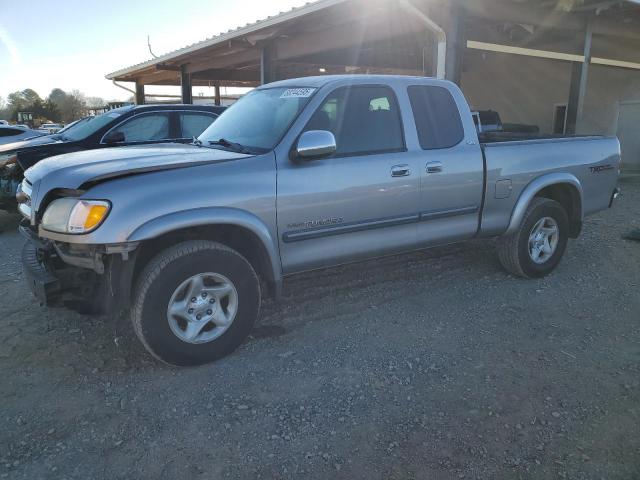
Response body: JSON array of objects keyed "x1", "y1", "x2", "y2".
[
  {"x1": 505, "y1": 172, "x2": 583, "y2": 235},
  {"x1": 128, "y1": 207, "x2": 282, "y2": 295}
]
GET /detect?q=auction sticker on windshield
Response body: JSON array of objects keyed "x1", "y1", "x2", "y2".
[{"x1": 280, "y1": 88, "x2": 316, "y2": 98}]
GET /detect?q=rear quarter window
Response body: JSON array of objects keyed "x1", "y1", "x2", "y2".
[
  {"x1": 408, "y1": 85, "x2": 464, "y2": 150},
  {"x1": 0, "y1": 127, "x2": 23, "y2": 137}
]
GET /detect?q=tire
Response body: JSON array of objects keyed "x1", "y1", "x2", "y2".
[
  {"x1": 497, "y1": 197, "x2": 569, "y2": 278},
  {"x1": 132, "y1": 240, "x2": 261, "y2": 366}
]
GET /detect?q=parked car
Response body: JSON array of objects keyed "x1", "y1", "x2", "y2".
[
  {"x1": 38, "y1": 123, "x2": 64, "y2": 134},
  {"x1": 0, "y1": 125, "x2": 45, "y2": 145},
  {"x1": 17, "y1": 75, "x2": 620, "y2": 366},
  {"x1": 0, "y1": 104, "x2": 226, "y2": 204}
]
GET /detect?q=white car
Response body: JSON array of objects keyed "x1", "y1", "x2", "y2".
[
  {"x1": 0, "y1": 125, "x2": 46, "y2": 145},
  {"x1": 38, "y1": 123, "x2": 64, "y2": 134}
]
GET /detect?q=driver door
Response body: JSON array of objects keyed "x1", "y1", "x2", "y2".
[{"x1": 276, "y1": 85, "x2": 420, "y2": 274}]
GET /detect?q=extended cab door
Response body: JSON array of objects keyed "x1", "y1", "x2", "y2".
[
  {"x1": 406, "y1": 84, "x2": 484, "y2": 245},
  {"x1": 276, "y1": 85, "x2": 420, "y2": 274}
]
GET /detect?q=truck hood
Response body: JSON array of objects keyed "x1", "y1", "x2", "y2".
[
  {"x1": 25, "y1": 143, "x2": 250, "y2": 207},
  {"x1": 0, "y1": 134, "x2": 62, "y2": 154}
]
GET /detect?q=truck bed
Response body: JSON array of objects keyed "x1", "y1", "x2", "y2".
[{"x1": 478, "y1": 135, "x2": 620, "y2": 236}]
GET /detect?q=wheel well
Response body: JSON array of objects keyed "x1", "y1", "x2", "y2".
[
  {"x1": 132, "y1": 224, "x2": 276, "y2": 297},
  {"x1": 535, "y1": 183, "x2": 582, "y2": 237}
]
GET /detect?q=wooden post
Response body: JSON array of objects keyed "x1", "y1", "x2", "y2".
[
  {"x1": 181, "y1": 65, "x2": 193, "y2": 104},
  {"x1": 214, "y1": 83, "x2": 221, "y2": 106},
  {"x1": 261, "y1": 43, "x2": 276, "y2": 85},
  {"x1": 135, "y1": 81, "x2": 145, "y2": 105}
]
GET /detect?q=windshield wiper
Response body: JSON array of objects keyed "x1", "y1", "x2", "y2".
[
  {"x1": 208, "y1": 138, "x2": 250, "y2": 153},
  {"x1": 192, "y1": 137, "x2": 203, "y2": 147}
]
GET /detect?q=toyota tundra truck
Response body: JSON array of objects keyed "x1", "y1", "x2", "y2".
[{"x1": 16, "y1": 75, "x2": 620, "y2": 366}]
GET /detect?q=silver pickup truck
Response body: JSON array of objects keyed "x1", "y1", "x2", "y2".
[{"x1": 16, "y1": 75, "x2": 620, "y2": 366}]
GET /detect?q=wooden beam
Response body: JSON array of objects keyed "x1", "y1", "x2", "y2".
[
  {"x1": 156, "y1": 63, "x2": 181, "y2": 71},
  {"x1": 277, "y1": 61, "x2": 423, "y2": 77},
  {"x1": 137, "y1": 69, "x2": 181, "y2": 85},
  {"x1": 466, "y1": 40, "x2": 585, "y2": 62},
  {"x1": 184, "y1": 48, "x2": 261, "y2": 74},
  {"x1": 191, "y1": 68, "x2": 259, "y2": 82}
]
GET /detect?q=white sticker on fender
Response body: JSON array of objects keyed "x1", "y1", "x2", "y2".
[{"x1": 280, "y1": 88, "x2": 316, "y2": 98}]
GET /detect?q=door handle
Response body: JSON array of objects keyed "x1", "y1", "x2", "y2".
[
  {"x1": 426, "y1": 161, "x2": 443, "y2": 173},
  {"x1": 391, "y1": 164, "x2": 411, "y2": 177}
]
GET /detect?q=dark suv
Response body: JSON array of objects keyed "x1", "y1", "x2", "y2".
[{"x1": 0, "y1": 104, "x2": 226, "y2": 204}]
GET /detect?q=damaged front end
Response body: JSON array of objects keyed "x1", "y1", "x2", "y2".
[
  {"x1": 19, "y1": 222, "x2": 138, "y2": 315},
  {"x1": 0, "y1": 156, "x2": 21, "y2": 207}
]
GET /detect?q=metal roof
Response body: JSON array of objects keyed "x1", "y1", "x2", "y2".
[
  {"x1": 105, "y1": 0, "x2": 349, "y2": 80},
  {"x1": 106, "y1": 0, "x2": 640, "y2": 81}
]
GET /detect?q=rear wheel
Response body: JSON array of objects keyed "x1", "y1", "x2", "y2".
[
  {"x1": 132, "y1": 240, "x2": 261, "y2": 366},
  {"x1": 497, "y1": 197, "x2": 569, "y2": 278}
]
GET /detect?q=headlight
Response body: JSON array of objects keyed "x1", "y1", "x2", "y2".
[{"x1": 41, "y1": 198, "x2": 110, "y2": 234}]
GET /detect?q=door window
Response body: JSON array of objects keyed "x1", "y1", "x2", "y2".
[
  {"x1": 110, "y1": 113, "x2": 170, "y2": 142},
  {"x1": 304, "y1": 86, "x2": 404, "y2": 156},
  {"x1": 180, "y1": 113, "x2": 217, "y2": 138},
  {"x1": 407, "y1": 85, "x2": 464, "y2": 150}
]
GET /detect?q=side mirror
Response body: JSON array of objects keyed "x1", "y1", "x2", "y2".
[
  {"x1": 295, "y1": 130, "x2": 336, "y2": 160},
  {"x1": 103, "y1": 130, "x2": 125, "y2": 144}
]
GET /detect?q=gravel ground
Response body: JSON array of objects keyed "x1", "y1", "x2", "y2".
[{"x1": 1, "y1": 179, "x2": 639, "y2": 480}]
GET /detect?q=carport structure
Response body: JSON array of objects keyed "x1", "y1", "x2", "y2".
[
  {"x1": 106, "y1": 0, "x2": 459, "y2": 104},
  {"x1": 106, "y1": 0, "x2": 640, "y2": 167}
]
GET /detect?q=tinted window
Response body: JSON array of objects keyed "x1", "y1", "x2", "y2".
[
  {"x1": 0, "y1": 127, "x2": 23, "y2": 137},
  {"x1": 305, "y1": 86, "x2": 404, "y2": 156},
  {"x1": 111, "y1": 113, "x2": 170, "y2": 142},
  {"x1": 408, "y1": 85, "x2": 464, "y2": 150},
  {"x1": 180, "y1": 113, "x2": 216, "y2": 138}
]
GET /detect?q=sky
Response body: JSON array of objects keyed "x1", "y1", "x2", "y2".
[{"x1": 0, "y1": 0, "x2": 310, "y2": 102}]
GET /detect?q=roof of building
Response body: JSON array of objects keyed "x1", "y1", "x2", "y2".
[
  {"x1": 105, "y1": 0, "x2": 348, "y2": 80},
  {"x1": 106, "y1": 0, "x2": 640, "y2": 82}
]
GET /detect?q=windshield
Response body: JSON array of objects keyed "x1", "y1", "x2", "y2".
[
  {"x1": 198, "y1": 87, "x2": 316, "y2": 152},
  {"x1": 62, "y1": 107, "x2": 133, "y2": 141}
]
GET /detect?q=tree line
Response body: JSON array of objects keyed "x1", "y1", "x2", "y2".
[{"x1": 0, "y1": 89, "x2": 107, "y2": 126}]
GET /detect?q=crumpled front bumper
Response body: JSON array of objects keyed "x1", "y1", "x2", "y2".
[
  {"x1": 21, "y1": 238, "x2": 61, "y2": 306},
  {"x1": 19, "y1": 223, "x2": 137, "y2": 314}
]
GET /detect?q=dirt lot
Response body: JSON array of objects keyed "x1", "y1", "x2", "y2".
[{"x1": 1, "y1": 179, "x2": 639, "y2": 480}]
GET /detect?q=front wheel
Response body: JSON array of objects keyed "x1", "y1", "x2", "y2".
[
  {"x1": 497, "y1": 197, "x2": 569, "y2": 278},
  {"x1": 131, "y1": 240, "x2": 261, "y2": 366}
]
